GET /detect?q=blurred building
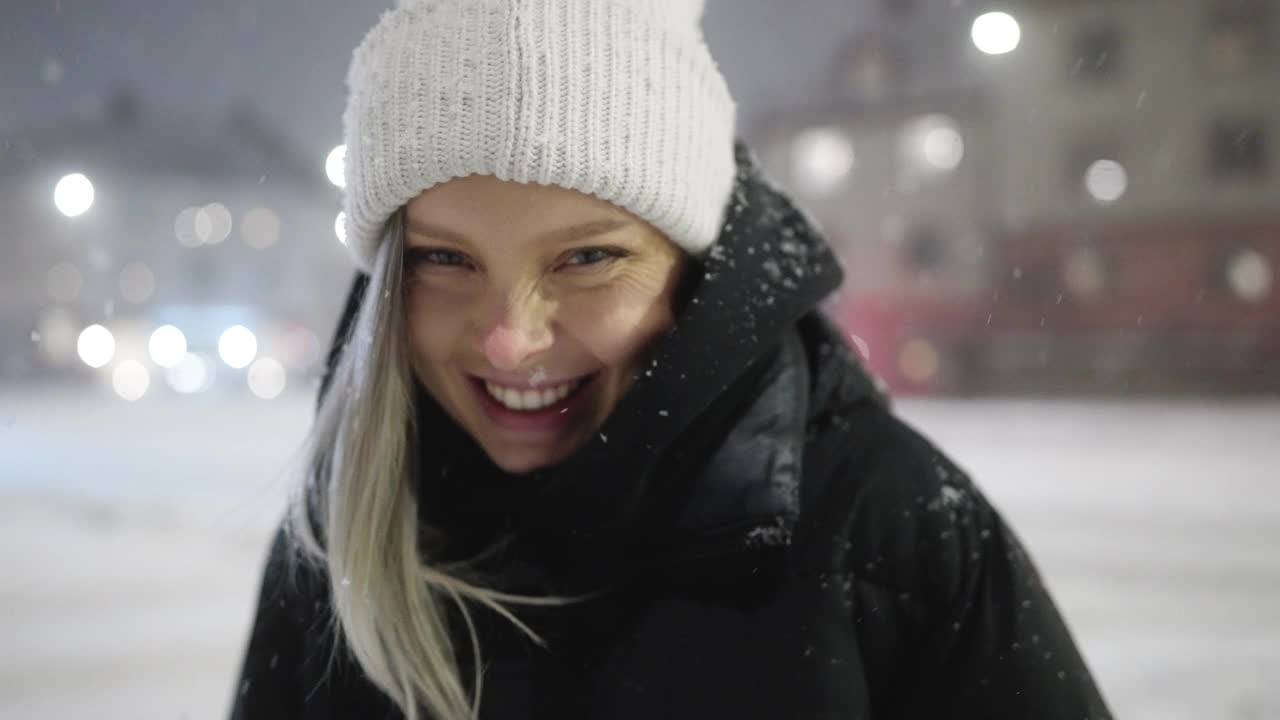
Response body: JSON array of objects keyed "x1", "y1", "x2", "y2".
[
  {"x1": 1, "y1": 91, "x2": 352, "y2": 397},
  {"x1": 753, "y1": 0, "x2": 1278, "y2": 394},
  {"x1": 4, "y1": 0, "x2": 1275, "y2": 398}
]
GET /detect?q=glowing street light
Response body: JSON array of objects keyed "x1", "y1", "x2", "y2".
[
  {"x1": 1228, "y1": 249, "x2": 1273, "y2": 304},
  {"x1": 900, "y1": 114, "x2": 965, "y2": 175},
  {"x1": 218, "y1": 325, "x2": 258, "y2": 369},
  {"x1": 922, "y1": 126, "x2": 964, "y2": 171},
  {"x1": 148, "y1": 325, "x2": 188, "y2": 368},
  {"x1": 76, "y1": 324, "x2": 115, "y2": 368},
  {"x1": 335, "y1": 211, "x2": 348, "y2": 245},
  {"x1": 1084, "y1": 159, "x2": 1128, "y2": 204},
  {"x1": 54, "y1": 173, "x2": 95, "y2": 217},
  {"x1": 790, "y1": 127, "x2": 855, "y2": 196},
  {"x1": 326, "y1": 145, "x2": 347, "y2": 188},
  {"x1": 972, "y1": 12, "x2": 1021, "y2": 56}
]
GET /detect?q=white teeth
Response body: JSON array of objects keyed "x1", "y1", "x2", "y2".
[{"x1": 484, "y1": 379, "x2": 580, "y2": 411}]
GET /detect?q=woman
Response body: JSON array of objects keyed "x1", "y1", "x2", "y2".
[{"x1": 231, "y1": 1, "x2": 1112, "y2": 719}]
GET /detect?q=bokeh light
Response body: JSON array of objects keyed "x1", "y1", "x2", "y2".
[
  {"x1": 175, "y1": 206, "x2": 203, "y2": 247},
  {"x1": 247, "y1": 357, "x2": 287, "y2": 399},
  {"x1": 166, "y1": 352, "x2": 215, "y2": 394},
  {"x1": 218, "y1": 325, "x2": 258, "y2": 369},
  {"x1": 326, "y1": 145, "x2": 346, "y2": 188},
  {"x1": 195, "y1": 202, "x2": 233, "y2": 245},
  {"x1": 898, "y1": 337, "x2": 942, "y2": 384},
  {"x1": 971, "y1": 12, "x2": 1021, "y2": 56},
  {"x1": 923, "y1": 127, "x2": 964, "y2": 171},
  {"x1": 112, "y1": 360, "x2": 150, "y2": 402},
  {"x1": 335, "y1": 211, "x2": 348, "y2": 245},
  {"x1": 148, "y1": 325, "x2": 188, "y2": 368},
  {"x1": 1227, "y1": 249, "x2": 1273, "y2": 304},
  {"x1": 1084, "y1": 159, "x2": 1128, "y2": 204},
  {"x1": 241, "y1": 207, "x2": 281, "y2": 250},
  {"x1": 76, "y1": 324, "x2": 115, "y2": 369},
  {"x1": 901, "y1": 114, "x2": 965, "y2": 176},
  {"x1": 790, "y1": 126, "x2": 855, "y2": 196},
  {"x1": 54, "y1": 173, "x2": 95, "y2": 217},
  {"x1": 118, "y1": 261, "x2": 156, "y2": 304}
]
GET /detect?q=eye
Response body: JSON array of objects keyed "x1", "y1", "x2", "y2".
[
  {"x1": 563, "y1": 247, "x2": 626, "y2": 268},
  {"x1": 406, "y1": 247, "x2": 472, "y2": 270}
]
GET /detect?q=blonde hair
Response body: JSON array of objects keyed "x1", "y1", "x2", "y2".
[{"x1": 284, "y1": 210, "x2": 588, "y2": 720}]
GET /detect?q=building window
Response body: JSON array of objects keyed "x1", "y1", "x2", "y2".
[
  {"x1": 1209, "y1": 118, "x2": 1269, "y2": 180},
  {"x1": 1070, "y1": 24, "x2": 1124, "y2": 82},
  {"x1": 1204, "y1": 0, "x2": 1272, "y2": 75}
]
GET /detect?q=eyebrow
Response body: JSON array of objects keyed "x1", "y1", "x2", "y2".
[{"x1": 405, "y1": 218, "x2": 633, "y2": 245}]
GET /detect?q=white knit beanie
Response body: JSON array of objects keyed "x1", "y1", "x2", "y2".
[{"x1": 340, "y1": 0, "x2": 737, "y2": 270}]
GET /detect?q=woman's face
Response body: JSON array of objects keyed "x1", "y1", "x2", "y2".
[{"x1": 403, "y1": 175, "x2": 687, "y2": 474}]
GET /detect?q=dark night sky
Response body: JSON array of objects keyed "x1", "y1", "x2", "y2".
[
  {"x1": 0, "y1": 0, "x2": 396, "y2": 156},
  {"x1": 0, "y1": 1, "x2": 894, "y2": 160}
]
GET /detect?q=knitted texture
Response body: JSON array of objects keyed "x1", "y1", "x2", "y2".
[{"x1": 341, "y1": 0, "x2": 737, "y2": 270}]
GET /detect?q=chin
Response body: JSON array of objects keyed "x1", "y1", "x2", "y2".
[{"x1": 483, "y1": 443, "x2": 570, "y2": 475}]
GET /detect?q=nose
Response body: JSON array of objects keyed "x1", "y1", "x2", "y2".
[{"x1": 479, "y1": 296, "x2": 554, "y2": 372}]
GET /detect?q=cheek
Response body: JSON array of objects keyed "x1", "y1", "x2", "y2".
[
  {"x1": 560, "y1": 284, "x2": 674, "y2": 366},
  {"x1": 404, "y1": 285, "x2": 468, "y2": 372}
]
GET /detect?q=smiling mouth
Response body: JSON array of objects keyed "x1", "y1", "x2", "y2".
[{"x1": 469, "y1": 374, "x2": 596, "y2": 413}]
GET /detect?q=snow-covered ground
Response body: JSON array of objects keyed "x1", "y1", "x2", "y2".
[{"x1": 1, "y1": 385, "x2": 1277, "y2": 719}]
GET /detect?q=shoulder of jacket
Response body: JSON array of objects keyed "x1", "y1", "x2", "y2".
[
  {"x1": 802, "y1": 396, "x2": 1002, "y2": 610},
  {"x1": 796, "y1": 312, "x2": 890, "y2": 419},
  {"x1": 259, "y1": 522, "x2": 334, "y2": 629}
]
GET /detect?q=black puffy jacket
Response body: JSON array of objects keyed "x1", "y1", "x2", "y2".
[{"x1": 230, "y1": 143, "x2": 1113, "y2": 719}]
